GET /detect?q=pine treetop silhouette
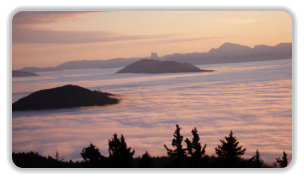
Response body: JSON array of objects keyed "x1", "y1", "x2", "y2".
[
  {"x1": 254, "y1": 150, "x2": 260, "y2": 162},
  {"x1": 164, "y1": 124, "x2": 186, "y2": 159},
  {"x1": 276, "y1": 151, "x2": 288, "y2": 168},
  {"x1": 139, "y1": 151, "x2": 153, "y2": 168},
  {"x1": 12, "y1": 124, "x2": 288, "y2": 168},
  {"x1": 108, "y1": 133, "x2": 135, "y2": 167},
  {"x1": 249, "y1": 149, "x2": 264, "y2": 168},
  {"x1": 80, "y1": 143, "x2": 104, "y2": 162},
  {"x1": 185, "y1": 127, "x2": 207, "y2": 159},
  {"x1": 215, "y1": 131, "x2": 246, "y2": 159}
]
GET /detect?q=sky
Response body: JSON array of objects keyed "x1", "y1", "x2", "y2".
[{"x1": 12, "y1": 11, "x2": 292, "y2": 69}]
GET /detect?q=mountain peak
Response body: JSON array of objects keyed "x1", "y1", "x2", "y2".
[
  {"x1": 219, "y1": 42, "x2": 250, "y2": 49},
  {"x1": 208, "y1": 42, "x2": 251, "y2": 55},
  {"x1": 220, "y1": 42, "x2": 241, "y2": 47}
]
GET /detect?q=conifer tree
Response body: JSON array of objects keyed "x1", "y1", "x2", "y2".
[
  {"x1": 139, "y1": 151, "x2": 153, "y2": 167},
  {"x1": 255, "y1": 150, "x2": 260, "y2": 162},
  {"x1": 55, "y1": 150, "x2": 60, "y2": 161},
  {"x1": 164, "y1": 124, "x2": 187, "y2": 167},
  {"x1": 276, "y1": 151, "x2": 288, "y2": 168},
  {"x1": 164, "y1": 124, "x2": 186, "y2": 159},
  {"x1": 251, "y1": 149, "x2": 263, "y2": 167},
  {"x1": 81, "y1": 143, "x2": 103, "y2": 161},
  {"x1": 108, "y1": 133, "x2": 135, "y2": 167},
  {"x1": 80, "y1": 143, "x2": 104, "y2": 167},
  {"x1": 215, "y1": 131, "x2": 246, "y2": 160},
  {"x1": 185, "y1": 127, "x2": 207, "y2": 160}
]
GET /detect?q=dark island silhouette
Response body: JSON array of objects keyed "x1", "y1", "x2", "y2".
[
  {"x1": 19, "y1": 42, "x2": 291, "y2": 73},
  {"x1": 12, "y1": 70, "x2": 38, "y2": 77},
  {"x1": 12, "y1": 85, "x2": 119, "y2": 111},
  {"x1": 116, "y1": 59, "x2": 213, "y2": 74}
]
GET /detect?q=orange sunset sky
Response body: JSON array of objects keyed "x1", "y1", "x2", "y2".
[{"x1": 12, "y1": 11, "x2": 292, "y2": 69}]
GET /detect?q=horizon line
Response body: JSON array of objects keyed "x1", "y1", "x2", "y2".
[{"x1": 15, "y1": 41, "x2": 292, "y2": 70}]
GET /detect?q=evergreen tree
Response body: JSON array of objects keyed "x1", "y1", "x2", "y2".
[
  {"x1": 139, "y1": 151, "x2": 153, "y2": 167},
  {"x1": 255, "y1": 150, "x2": 260, "y2": 162},
  {"x1": 55, "y1": 150, "x2": 60, "y2": 161},
  {"x1": 80, "y1": 143, "x2": 104, "y2": 167},
  {"x1": 251, "y1": 149, "x2": 263, "y2": 168},
  {"x1": 276, "y1": 151, "x2": 288, "y2": 168},
  {"x1": 185, "y1": 127, "x2": 207, "y2": 166},
  {"x1": 164, "y1": 124, "x2": 187, "y2": 166},
  {"x1": 55, "y1": 149, "x2": 64, "y2": 162},
  {"x1": 215, "y1": 131, "x2": 246, "y2": 161},
  {"x1": 108, "y1": 133, "x2": 135, "y2": 167}
]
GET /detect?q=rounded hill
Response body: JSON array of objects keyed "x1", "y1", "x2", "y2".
[
  {"x1": 12, "y1": 85, "x2": 119, "y2": 111},
  {"x1": 117, "y1": 59, "x2": 214, "y2": 74}
]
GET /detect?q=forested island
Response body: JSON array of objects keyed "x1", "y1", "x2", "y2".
[
  {"x1": 117, "y1": 59, "x2": 214, "y2": 74},
  {"x1": 12, "y1": 85, "x2": 119, "y2": 110}
]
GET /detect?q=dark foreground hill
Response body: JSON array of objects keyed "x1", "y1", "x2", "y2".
[
  {"x1": 12, "y1": 70, "x2": 38, "y2": 77},
  {"x1": 12, "y1": 85, "x2": 119, "y2": 111},
  {"x1": 117, "y1": 59, "x2": 214, "y2": 74}
]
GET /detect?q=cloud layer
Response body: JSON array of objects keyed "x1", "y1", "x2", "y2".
[
  {"x1": 13, "y1": 11, "x2": 98, "y2": 24},
  {"x1": 12, "y1": 59, "x2": 292, "y2": 162},
  {"x1": 12, "y1": 28, "x2": 177, "y2": 44}
]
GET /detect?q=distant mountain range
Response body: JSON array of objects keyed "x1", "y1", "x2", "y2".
[
  {"x1": 12, "y1": 70, "x2": 38, "y2": 77},
  {"x1": 162, "y1": 42, "x2": 292, "y2": 65},
  {"x1": 19, "y1": 42, "x2": 292, "y2": 73},
  {"x1": 20, "y1": 57, "x2": 145, "y2": 72}
]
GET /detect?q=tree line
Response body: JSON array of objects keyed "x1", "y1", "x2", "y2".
[{"x1": 12, "y1": 124, "x2": 289, "y2": 168}]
